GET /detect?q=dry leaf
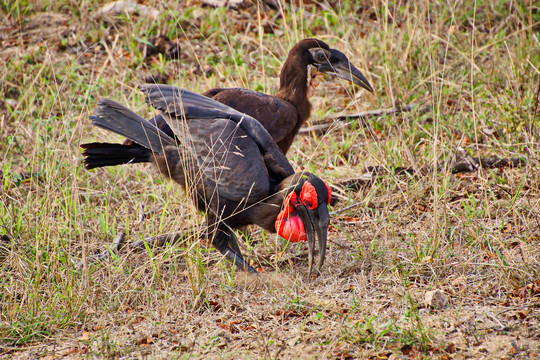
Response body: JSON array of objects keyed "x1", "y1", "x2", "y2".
[
  {"x1": 138, "y1": 337, "x2": 153, "y2": 346},
  {"x1": 78, "y1": 331, "x2": 91, "y2": 341}
]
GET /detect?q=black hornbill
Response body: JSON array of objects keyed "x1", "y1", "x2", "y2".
[
  {"x1": 82, "y1": 38, "x2": 373, "y2": 169},
  {"x1": 82, "y1": 84, "x2": 332, "y2": 274}
]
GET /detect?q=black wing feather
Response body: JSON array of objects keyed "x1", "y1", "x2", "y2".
[
  {"x1": 89, "y1": 98, "x2": 175, "y2": 154},
  {"x1": 139, "y1": 84, "x2": 295, "y2": 178}
]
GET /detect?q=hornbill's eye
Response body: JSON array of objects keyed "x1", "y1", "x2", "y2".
[{"x1": 314, "y1": 50, "x2": 327, "y2": 63}]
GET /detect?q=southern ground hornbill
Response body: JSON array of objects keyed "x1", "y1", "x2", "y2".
[
  {"x1": 83, "y1": 38, "x2": 373, "y2": 170},
  {"x1": 202, "y1": 38, "x2": 373, "y2": 153},
  {"x1": 82, "y1": 84, "x2": 332, "y2": 274}
]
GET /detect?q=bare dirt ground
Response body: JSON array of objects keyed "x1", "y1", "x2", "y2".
[{"x1": 1, "y1": 1, "x2": 539, "y2": 359}]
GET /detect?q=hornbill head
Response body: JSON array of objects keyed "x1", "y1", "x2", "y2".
[
  {"x1": 305, "y1": 39, "x2": 374, "y2": 93},
  {"x1": 275, "y1": 173, "x2": 331, "y2": 275}
]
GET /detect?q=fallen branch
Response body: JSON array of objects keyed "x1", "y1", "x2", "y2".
[
  {"x1": 449, "y1": 156, "x2": 526, "y2": 174},
  {"x1": 130, "y1": 230, "x2": 189, "y2": 249},
  {"x1": 338, "y1": 156, "x2": 527, "y2": 191},
  {"x1": 332, "y1": 103, "x2": 432, "y2": 121},
  {"x1": 75, "y1": 229, "x2": 125, "y2": 269},
  {"x1": 75, "y1": 227, "x2": 205, "y2": 269},
  {"x1": 299, "y1": 103, "x2": 432, "y2": 135}
]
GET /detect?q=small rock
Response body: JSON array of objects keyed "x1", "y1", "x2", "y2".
[
  {"x1": 94, "y1": 0, "x2": 159, "y2": 21},
  {"x1": 446, "y1": 342, "x2": 456, "y2": 353},
  {"x1": 425, "y1": 289, "x2": 449, "y2": 309},
  {"x1": 4, "y1": 98, "x2": 17, "y2": 108},
  {"x1": 201, "y1": 0, "x2": 252, "y2": 9}
]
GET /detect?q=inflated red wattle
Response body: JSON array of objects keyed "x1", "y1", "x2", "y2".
[
  {"x1": 275, "y1": 192, "x2": 306, "y2": 243},
  {"x1": 278, "y1": 191, "x2": 297, "y2": 217},
  {"x1": 275, "y1": 210, "x2": 306, "y2": 243},
  {"x1": 299, "y1": 181, "x2": 332, "y2": 208},
  {"x1": 299, "y1": 182, "x2": 318, "y2": 209}
]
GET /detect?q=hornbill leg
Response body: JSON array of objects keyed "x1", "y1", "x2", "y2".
[
  {"x1": 236, "y1": 226, "x2": 255, "y2": 246},
  {"x1": 211, "y1": 224, "x2": 257, "y2": 273},
  {"x1": 222, "y1": 223, "x2": 244, "y2": 256},
  {"x1": 227, "y1": 235, "x2": 243, "y2": 259}
]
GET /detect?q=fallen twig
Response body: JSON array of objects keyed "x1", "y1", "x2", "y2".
[
  {"x1": 338, "y1": 156, "x2": 527, "y2": 191},
  {"x1": 75, "y1": 229, "x2": 126, "y2": 269},
  {"x1": 130, "y1": 231, "x2": 189, "y2": 249},
  {"x1": 100, "y1": 229, "x2": 125, "y2": 257},
  {"x1": 299, "y1": 103, "x2": 432, "y2": 135},
  {"x1": 332, "y1": 103, "x2": 432, "y2": 121}
]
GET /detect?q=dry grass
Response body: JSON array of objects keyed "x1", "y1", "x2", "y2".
[{"x1": 1, "y1": 0, "x2": 539, "y2": 358}]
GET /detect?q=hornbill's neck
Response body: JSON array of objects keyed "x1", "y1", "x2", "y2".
[
  {"x1": 276, "y1": 53, "x2": 312, "y2": 121},
  {"x1": 275, "y1": 53, "x2": 313, "y2": 153},
  {"x1": 247, "y1": 173, "x2": 313, "y2": 233}
]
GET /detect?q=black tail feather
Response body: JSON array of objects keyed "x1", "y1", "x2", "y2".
[
  {"x1": 89, "y1": 98, "x2": 175, "y2": 154},
  {"x1": 81, "y1": 142, "x2": 152, "y2": 170}
]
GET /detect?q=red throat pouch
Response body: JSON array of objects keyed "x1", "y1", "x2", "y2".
[
  {"x1": 274, "y1": 180, "x2": 331, "y2": 243},
  {"x1": 275, "y1": 192, "x2": 307, "y2": 243}
]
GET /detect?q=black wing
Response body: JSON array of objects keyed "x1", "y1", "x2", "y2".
[
  {"x1": 203, "y1": 87, "x2": 299, "y2": 144},
  {"x1": 139, "y1": 84, "x2": 295, "y2": 180}
]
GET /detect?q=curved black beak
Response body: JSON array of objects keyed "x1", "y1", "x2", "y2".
[
  {"x1": 297, "y1": 203, "x2": 330, "y2": 276},
  {"x1": 317, "y1": 49, "x2": 374, "y2": 93}
]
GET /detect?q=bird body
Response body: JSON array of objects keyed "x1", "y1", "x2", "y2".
[
  {"x1": 202, "y1": 87, "x2": 298, "y2": 148},
  {"x1": 83, "y1": 85, "x2": 331, "y2": 274}
]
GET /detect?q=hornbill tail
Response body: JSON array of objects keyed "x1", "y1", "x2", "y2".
[
  {"x1": 88, "y1": 98, "x2": 175, "y2": 154},
  {"x1": 81, "y1": 143, "x2": 152, "y2": 170}
]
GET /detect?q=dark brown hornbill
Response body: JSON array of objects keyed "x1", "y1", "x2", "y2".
[
  {"x1": 81, "y1": 38, "x2": 373, "y2": 170},
  {"x1": 82, "y1": 84, "x2": 332, "y2": 274},
  {"x1": 203, "y1": 38, "x2": 373, "y2": 153}
]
